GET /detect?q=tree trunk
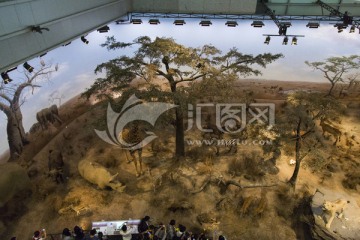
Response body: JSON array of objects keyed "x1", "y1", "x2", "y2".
[
  {"x1": 7, "y1": 111, "x2": 24, "y2": 161},
  {"x1": 171, "y1": 83, "x2": 185, "y2": 158},
  {"x1": 14, "y1": 106, "x2": 29, "y2": 144},
  {"x1": 327, "y1": 82, "x2": 335, "y2": 96},
  {"x1": 289, "y1": 119, "x2": 302, "y2": 187},
  {"x1": 175, "y1": 107, "x2": 185, "y2": 158}
]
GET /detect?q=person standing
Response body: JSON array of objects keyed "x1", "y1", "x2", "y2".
[
  {"x1": 62, "y1": 228, "x2": 73, "y2": 240},
  {"x1": 166, "y1": 220, "x2": 176, "y2": 240},
  {"x1": 119, "y1": 224, "x2": 134, "y2": 240},
  {"x1": 138, "y1": 216, "x2": 151, "y2": 240},
  {"x1": 154, "y1": 224, "x2": 167, "y2": 240}
]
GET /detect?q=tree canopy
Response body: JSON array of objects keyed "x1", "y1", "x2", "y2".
[
  {"x1": 305, "y1": 55, "x2": 360, "y2": 96},
  {"x1": 83, "y1": 36, "x2": 283, "y2": 157}
]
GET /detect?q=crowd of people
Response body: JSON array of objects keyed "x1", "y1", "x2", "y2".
[{"x1": 20, "y1": 216, "x2": 227, "y2": 240}]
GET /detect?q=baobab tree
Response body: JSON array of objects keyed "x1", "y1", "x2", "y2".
[
  {"x1": 305, "y1": 55, "x2": 360, "y2": 96},
  {"x1": 0, "y1": 64, "x2": 57, "y2": 161},
  {"x1": 83, "y1": 36, "x2": 283, "y2": 158}
]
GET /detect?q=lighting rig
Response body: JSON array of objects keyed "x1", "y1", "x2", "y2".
[
  {"x1": 261, "y1": 1, "x2": 304, "y2": 45},
  {"x1": 316, "y1": 0, "x2": 359, "y2": 33}
]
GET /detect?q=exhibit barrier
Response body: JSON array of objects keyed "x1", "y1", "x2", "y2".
[{"x1": 92, "y1": 219, "x2": 141, "y2": 235}]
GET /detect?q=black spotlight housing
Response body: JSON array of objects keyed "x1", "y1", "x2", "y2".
[
  {"x1": 173, "y1": 19, "x2": 186, "y2": 25},
  {"x1": 199, "y1": 20, "x2": 212, "y2": 26},
  {"x1": 97, "y1": 26, "x2": 110, "y2": 33},
  {"x1": 81, "y1": 36, "x2": 89, "y2": 44},
  {"x1": 23, "y1": 62, "x2": 34, "y2": 73},
  {"x1": 131, "y1": 19, "x2": 143, "y2": 24},
  {"x1": 225, "y1": 21, "x2": 238, "y2": 27},
  {"x1": 149, "y1": 19, "x2": 160, "y2": 25},
  {"x1": 1, "y1": 72, "x2": 12, "y2": 84},
  {"x1": 264, "y1": 36, "x2": 271, "y2": 45},
  {"x1": 282, "y1": 36, "x2": 289, "y2": 45}
]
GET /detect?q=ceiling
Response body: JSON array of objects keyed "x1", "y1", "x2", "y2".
[{"x1": 1, "y1": 0, "x2": 360, "y2": 73}]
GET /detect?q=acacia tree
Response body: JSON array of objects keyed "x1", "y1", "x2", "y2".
[
  {"x1": 0, "y1": 65, "x2": 56, "y2": 161},
  {"x1": 305, "y1": 55, "x2": 360, "y2": 96},
  {"x1": 83, "y1": 36, "x2": 283, "y2": 158},
  {"x1": 281, "y1": 92, "x2": 343, "y2": 186}
]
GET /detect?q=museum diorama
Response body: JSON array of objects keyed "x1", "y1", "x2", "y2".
[{"x1": 0, "y1": 1, "x2": 360, "y2": 239}]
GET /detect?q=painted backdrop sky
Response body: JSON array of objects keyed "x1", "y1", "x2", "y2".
[{"x1": 1, "y1": 18, "x2": 359, "y2": 154}]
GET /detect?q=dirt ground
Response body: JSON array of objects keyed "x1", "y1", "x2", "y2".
[{"x1": 1, "y1": 79, "x2": 360, "y2": 240}]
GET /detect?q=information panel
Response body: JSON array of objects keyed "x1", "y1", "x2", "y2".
[{"x1": 92, "y1": 219, "x2": 140, "y2": 236}]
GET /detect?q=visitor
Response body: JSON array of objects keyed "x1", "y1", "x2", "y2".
[
  {"x1": 218, "y1": 235, "x2": 226, "y2": 240},
  {"x1": 198, "y1": 233, "x2": 207, "y2": 240},
  {"x1": 166, "y1": 219, "x2": 176, "y2": 240},
  {"x1": 10, "y1": 237, "x2": 17, "y2": 240},
  {"x1": 85, "y1": 229, "x2": 98, "y2": 240},
  {"x1": 138, "y1": 215, "x2": 151, "y2": 240},
  {"x1": 97, "y1": 232, "x2": 104, "y2": 240},
  {"x1": 119, "y1": 224, "x2": 133, "y2": 240},
  {"x1": 73, "y1": 226, "x2": 85, "y2": 240},
  {"x1": 154, "y1": 223, "x2": 166, "y2": 240},
  {"x1": 32, "y1": 229, "x2": 46, "y2": 240},
  {"x1": 62, "y1": 228, "x2": 73, "y2": 240},
  {"x1": 174, "y1": 224, "x2": 186, "y2": 240}
]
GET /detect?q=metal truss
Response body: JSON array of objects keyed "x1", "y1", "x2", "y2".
[{"x1": 129, "y1": 12, "x2": 360, "y2": 23}]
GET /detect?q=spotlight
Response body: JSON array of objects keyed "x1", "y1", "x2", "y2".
[
  {"x1": 131, "y1": 19, "x2": 142, "y2": 24},
  {"x1": 1, "y1": 72, "x2": 12, "y2": 84},
  {"x1": 350, "y1": 25, "x2": 356, "y2": 33},
  {"x1": 23, "y1": 62, "x2": 34, "y2": 73},
  {"x1": 282, "y1": 37, "x2": 288, "y2": 45},
  {"x1": 264, "y1": 36, "x2": 271, "y2": 45},
  {"x1": 62, "y1": 42, "x2": 71, "y2": 46},
  {"x1": 334, "y1": 23, "x2": 347, "y2": 33},
  {"x1": 251, "y1": 21, "x2": 264, "y2": 28},
  {"x1": 81, "y1": 36, "x2": 89, "y2": 44},
  {"x1": 199, "y1": 20, "x2": 212, "y2": 26},
  {"x1": 225, "y1": 21, "x2": 238, "y2": 27},
  {"x1": 173, "y1": 19, "x2": 186, "y2": 25},
  {"x1": 306, "y1": 22, "x2": 320, "y2": 28},
  {"x1": 115, "y1": 20, "x2": 125, "y2": 24},
  {"x1": 149, "y1": 19, "x2": 160, "y2": 25},
  {"x1": 279, "y1": 26, "x2": 287, "y2": 35},
  {"x1": 97, "y1": 26, "x2": 110, "y2": 33},
  {"x1": 291, "y1": 37, "x2": 297, "y2": 45}
]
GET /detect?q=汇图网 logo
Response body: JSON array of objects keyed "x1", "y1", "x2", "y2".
[{"x1": 96, "y1": 94, "x2": 275, "y2": 149}]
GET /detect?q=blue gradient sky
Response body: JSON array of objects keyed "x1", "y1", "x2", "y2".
[{"x1": 1, "y1": 19, "x2": 359, "y2": 154}]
